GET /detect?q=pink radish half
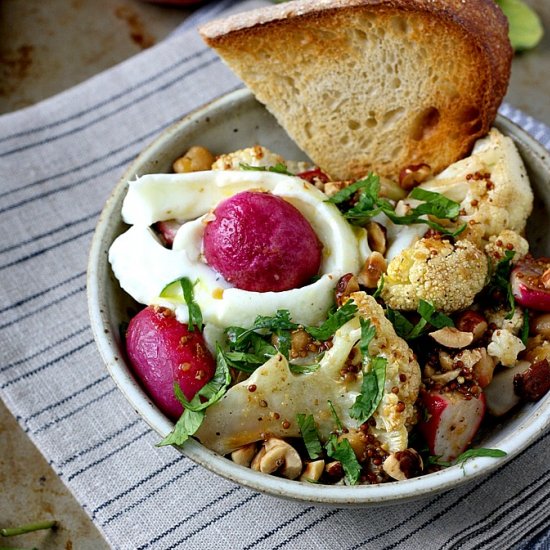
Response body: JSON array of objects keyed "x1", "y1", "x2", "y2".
[{"x1": 418, "y1": 389, "x2": 486, "y2": 462}]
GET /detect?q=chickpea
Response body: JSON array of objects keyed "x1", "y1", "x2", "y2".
[{"x1": 173, "y1": 145, "x2": 215, "y2": 173}]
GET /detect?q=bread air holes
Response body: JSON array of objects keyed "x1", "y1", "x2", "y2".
[
  {"x1": 391, "y1": 16, "x2": 409, "y2": 35},
  {"x1": 459, "y1": 106, "x2": 483, "y2": 135},
  {"x1": 410, "y1": 106, "x2": 440, "y2": 141}
]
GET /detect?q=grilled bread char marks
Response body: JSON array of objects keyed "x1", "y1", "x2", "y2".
[{"x1": 200, "y1": 0, "x2": 512, "y2": 180}]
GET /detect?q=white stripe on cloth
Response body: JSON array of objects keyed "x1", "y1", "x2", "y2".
[{"x1": 1, "y1": 1, "x2": 549, "y2": 549}]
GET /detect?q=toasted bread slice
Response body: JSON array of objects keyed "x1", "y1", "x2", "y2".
[{"x1": 200, "y1": 0, "x2": 512, "y2": 180}]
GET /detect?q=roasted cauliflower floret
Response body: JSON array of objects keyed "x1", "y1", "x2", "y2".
[
  {"x1": 487, "y1": 328, "x2": 526, "y2": 367},
  {"x1": 212, "y1": 145, "x2": 310, "y2": 173},
  {"x1": 419, "y1": 129, "x2": 533, "y2": 243},
  {"x1": 381, "y1": 236, "x2": 488, "y2": 314},
  {"x1": 484, "y1": 229, "x2": 529, "y2": 264},
  {"x1": 212, "y1": 145, "x2": 286, "y2": 170},
  {"x1": 196, "y1": 293, "x2": 420, "y2": 455}
]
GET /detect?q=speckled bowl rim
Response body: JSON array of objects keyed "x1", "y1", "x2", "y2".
[{"x1": 87, "y1": 88, "x2": 550, "y2": 507}]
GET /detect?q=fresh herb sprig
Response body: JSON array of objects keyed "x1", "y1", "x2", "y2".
[
  {"x1": 327, "y1": 174, "x2": 466, "y2": 236},
  {"x1": 349, "y1": 319, "x2": 387, "y2": 423},
  {"x1": 158, "y1": 346, "x2": 231, "y2": 447},
  {"x1": 296, "y1": 413, "x2": 323, "y2": 460},
  {"x1": 160, "y1": 276, "x2": 203, "y2": 331},
  {"x1": 386, "y1": 299, "x2": 454, "y2": 340},
  {"x1": 223, "y1": 304, "x2": 356, "y2": 373},
  {"x1": 429, "y1": 447, "x2": 507, "y2": 469},
  {"x1": 486, "y1": 250, "x2": 516, "y2": 319}
]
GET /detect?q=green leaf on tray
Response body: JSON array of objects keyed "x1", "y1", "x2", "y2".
[{"x1": 495, "y1": 0, "x2": 544, "y2": 51}]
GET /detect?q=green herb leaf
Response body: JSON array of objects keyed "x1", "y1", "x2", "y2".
[
  {"x1": 239, "y1": 162, "x2": 294, "y2": 176},
  {"x1": 158, "y1": 346, "x2": 231, "y2": 446},
  {"x1": 0, "y1": 521, "x2": 57, "y2": 537},
  {"x1": 386, "y1": 300, "x2": 453, "y2": 340},
  {"x1": 372, "y1": 273, "x2": 385, "y2": 299},
  {"x1": 179, "y1": 277, "x2": 203, "y2": 331},
  {"x1": 325, "y1": 435, "x2": 362, "y2": 485},
  {"x1": 296, "y1": 413, "x2": 323, "y2": 460},
  {"x1": 521, "y1": 309, "x2": 529, "y2": 346},
  {"x1": 416, "y1": 299, "x2": 454, "y2": 331},
  {"x1": 453, "y1": 447, "x2": 507, "y2": 465},
  {"x1": 487, "y1": 250, "x2": 516, "y2": 319},
  {"x1": 327, "y1": 400, "x2": 344, "y2": 432},
  {"x1": 289, "y1": 362, "x2": 321, "y2": 374},
  {"x1": 327, "y1": 173, "x2": 465, "y2": 236},
  {"x1": 350, "y1": 356, "x2": 387, "y2": 423},
  {"x1": 429, "y1": 447, "x2": 507, "y2": 468},
  {"x1": 495, "y1": 0, "x2": 544, "y2": 51},
  {"x1": 358, "y1": 318, "x2": 376, "y2": 358},
  {"x1": 177, "y1": 345, "x2": 231, "y2": 412},
  {"x1": 305, "y1": 300, "x2": 358, "y2": 341},
  {"x1": 349, "y1": 319, "x2": 387, "y2": 423},
  {"x1": 386, "y1": 308, "x2": 415, "y2": 339},
  {"x1": 157, "y1": 408, "x2": 204, "y2": 447}
]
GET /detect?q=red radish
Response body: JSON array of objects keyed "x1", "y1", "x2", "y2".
[
  {"x1": 418, "y1": 389, "x2": 486, "y2": 462},
  {"x1": 155, "y1": 220, "x2": 182, "y2": 247},
  {"x1": 126, "y1": 306, "x2": 215, "y2": 419},
  {"x1": 510, "y1": 256, "x2": 550, "y2": 311},
  {"x1": 203, "y1": 191, "x2": 322, "y2": 292}
]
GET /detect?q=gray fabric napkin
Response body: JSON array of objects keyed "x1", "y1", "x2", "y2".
[{"x1": 1, "y1": 1, "x2": 550, "y2": 548}]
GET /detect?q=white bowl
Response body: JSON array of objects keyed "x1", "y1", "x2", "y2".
[{"x1": 87, "y1": 88, "x2": 550, "y2": 506}]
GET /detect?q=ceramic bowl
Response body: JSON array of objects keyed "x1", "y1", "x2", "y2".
[{"x1": 87, "y1": 88, "x2": 550, "y2": 506}]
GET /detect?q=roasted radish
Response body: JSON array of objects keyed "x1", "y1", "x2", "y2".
[
  {"x1": 418, "y1": 389, "x2": 486, "y2": 462},
  {"x1": 126, "y1": 305, "x2": 216, "y2": 419},
  {"x1": 511, "y1": 256, "x2": 550, "y2": 311}
]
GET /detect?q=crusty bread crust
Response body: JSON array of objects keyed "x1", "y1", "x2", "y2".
[{"x1": 200, "y1": 0, "x2": 512, "y2": 180}]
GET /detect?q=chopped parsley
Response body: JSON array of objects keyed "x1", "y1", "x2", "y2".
[
  {"x1": 386, "y1": 299, "x2": 454, "y2": 340},
  {"x1": 350, "y1": 319, "x2": 387, "y2": 423},
  {"x1": 296, "y1": 413, "x2": 323, "y2": 460},
  {"x1": 325, "y1": 435, "x2": 362, "y2": 485},
  {"x1": 305, "y1": 301, "x2": 358, "y2": 341},
  {"x1": 429, "y1": 448, "x2": 507, "y2": 469},
  {"x1": 158, "y1": 345, "x2": 231, "y2": 447},
  {"x1": 223, "y1": 304, "x2": 356, "y2": 373},
  {"x1": 486, "y1": 250, "x2": 516, "y2": 319},
  {"x1": 160, "y1": 276, "x2": 203, "y2": 331},
  {"x1": 327, "y1": 173, "x2": 466, "y2": 236}
]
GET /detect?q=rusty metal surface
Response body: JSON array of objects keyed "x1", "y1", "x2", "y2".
[{"x1": 0, "y1": 0, "x2": 191, "y2": 114}]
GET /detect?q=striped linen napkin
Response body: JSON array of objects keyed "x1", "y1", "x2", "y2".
[{"x1": 1, "y1": 1, "x2": 550, "y2": 548}]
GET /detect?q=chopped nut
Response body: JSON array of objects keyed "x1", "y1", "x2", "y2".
[
  {"x1": 335, "y1": 273, "x2": 360, "y2": 306},
  {"x1": 398, "y1": 163, "x2": 432, "y2": 191},
  {"x1": 438, "y1": 350, "x2": 454, "y2": 372},
  {"x1": 383, "y1": 449, "x2": 423, "y2": 480},
  {"x1": 300, "y1": 460, "x2": 325, "y2": 482},
  {"x1": 429, "y1": 327, "x2": 474, "y2": 348},
  {"x1": 472, "y1": 348, "x2": 496, "y2": 388},
  {"x1": 251, "y1": 437, "x2": 303, "y2": 479},
  {"x1": 366, "y1": 222, "x2": 387, "y2": 255},
  {"x1": 358, "y1": 251, "x2": 386, "y2": 288},
  {"x1": 456, "y1": 310, "x2": 488, "y2": 341},
  {"x1": 324, "y1": 461, "x2": 344, "y2": 481},
  {"x1": 231, "y1": 443, "x2": 258, "y2": 467},
  {"x1": 513, "y1": 359, "x2": 550, "y2": 402},
  {"x1": 430, "y1": 369, "x2": 461, "y2": 384}
]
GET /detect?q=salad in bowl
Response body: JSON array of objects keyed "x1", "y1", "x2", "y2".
[{"x1": 91, "y1": 91, "x2": 550, "y2": 495}]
